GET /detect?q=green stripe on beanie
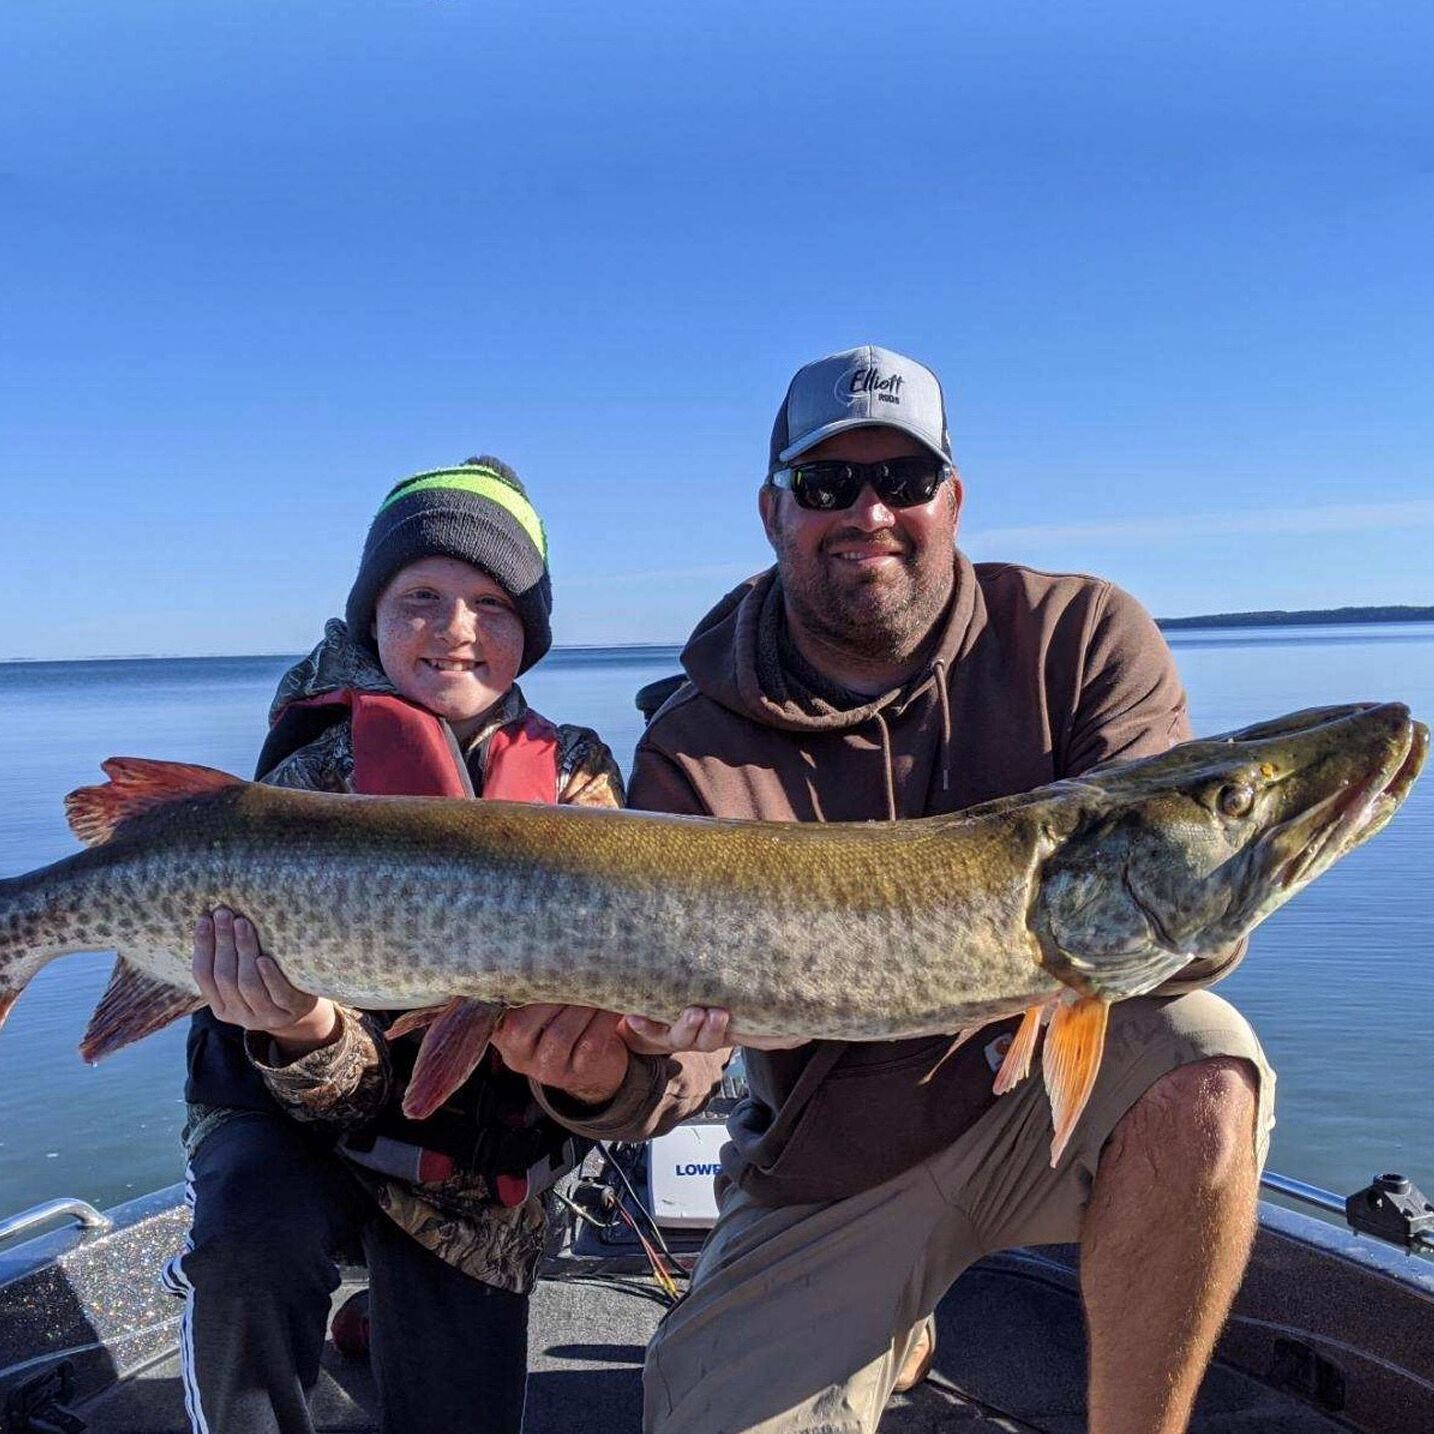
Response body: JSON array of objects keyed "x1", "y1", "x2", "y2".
[
  {"x1": 345, "y1": 454, "x2": 553, "y2": 675},
  {"x1": 378, "y1": 466, "x2": 548, "y2": 562}
]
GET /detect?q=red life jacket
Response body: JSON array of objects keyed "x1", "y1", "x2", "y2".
[
  {"x1": 291, "y1": 691, "x2": 560, "y2": 802},
  {"x1": 286, "y1": 690, "x2": 575, "y2": 1204}
]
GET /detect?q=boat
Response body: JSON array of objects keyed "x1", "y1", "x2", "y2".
[
  {"x1": 3, "y1": 1062, "x2": 1432, "y2": 1433},
  {"x1": 2, "y1": 678, "x2": 1431, "y2": 1431}
]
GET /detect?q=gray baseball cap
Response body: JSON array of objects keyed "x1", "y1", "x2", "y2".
[{"x1": 768, "y1": 344, "x2": 952, "y2": 472}]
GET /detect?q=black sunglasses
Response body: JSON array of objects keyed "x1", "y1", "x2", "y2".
[{"x1": 767, "y1": 456, "x2": 950, "y2": 512}]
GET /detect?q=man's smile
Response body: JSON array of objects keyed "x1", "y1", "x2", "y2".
[{"x1": 825, "y1": 536, "x2": 908, "y2": 567}]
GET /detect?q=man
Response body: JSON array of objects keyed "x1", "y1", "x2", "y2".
[{"x1": 626, "y1": 346, "x2": 1275, "y2": 1434}]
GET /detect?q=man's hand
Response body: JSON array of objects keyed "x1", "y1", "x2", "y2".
[
  {"x1": 193, "y1": 907, "x2": 339, "y2": 1057},
  {"x1": 621, "y1": 1008, "x2": 810, "y2": 1053},
  {"x1": 490, "y1": 1004, "x2": 633, "y2": 1107}
]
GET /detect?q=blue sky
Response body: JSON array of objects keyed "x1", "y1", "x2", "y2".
[{"x1": 2, "y1": 1, "x2": 1430, "y2": 660}]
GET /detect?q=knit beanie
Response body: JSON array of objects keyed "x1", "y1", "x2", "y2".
[{"x1": 345, "y1": 456, "x2": 553, "y2": 673}]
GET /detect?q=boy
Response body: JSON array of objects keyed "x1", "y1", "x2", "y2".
[{"x1": 176, "y1": 457, "x2": 723, "y2": 1434}]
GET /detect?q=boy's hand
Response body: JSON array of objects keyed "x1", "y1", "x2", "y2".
[
  {"x1": 620, "y1": 1007, "x2": 731, "y2": 1053},
  {"x1": 622, "y1": 1007, "x2": 809, "y2": 1053},
  {"x1": 193, "y1": 907, "x2": 339, "y2": 1056},
  {"x1": 492, "y1": 1004, "x2": 631, "y2": 1106}
]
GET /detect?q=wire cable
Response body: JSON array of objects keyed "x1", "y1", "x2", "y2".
[
  {"x1": 596, "y1": 1141, "x2": 681, "y2": 1266},
  {"x1": 611, "y1": 1201, "x2": 681, "y2": 1302}
]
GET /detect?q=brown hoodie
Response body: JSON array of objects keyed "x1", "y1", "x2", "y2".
[{"x1": 628, "y1": 550, "x2": 1243, "y2": 1205}]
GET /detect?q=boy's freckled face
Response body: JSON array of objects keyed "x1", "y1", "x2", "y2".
[{"x1": 373, "y1": 556, "x2": 525, "y2": 741}]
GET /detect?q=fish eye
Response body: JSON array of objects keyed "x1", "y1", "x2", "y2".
[{"x1": 1216, "y1": 783, "x2": 1255, "y2": 818}]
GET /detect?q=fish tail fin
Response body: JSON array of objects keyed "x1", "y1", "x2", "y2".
[
  {"x1": 992, "y1": 1002, "x2": 1051, "y2": 1095},
  {"x1": 79, "y1": 956, "x2": 207, "y2": 1062},
  {"x1": 65, "y1": 758, "x2": 242, "y2": 846},
  {"x1": 396, "y1": 998, "x2": 506, "y2": 1120},
  {"x1": 1042, "y1": 996, "x2": 1110, "y2": 1167}
]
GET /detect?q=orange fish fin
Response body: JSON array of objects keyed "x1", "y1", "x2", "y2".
[
  {"x1": 400, "y1": 998, "x2": 505, "y2": 1121},
  {"x1": 992, "y1": 1002, "x2": 1050, "y2": 1096},
  {"x1": 65, "y1": 758, "x2": 243, "y2": 846},
  {"x1": 1042, "y1": 996, "x2": 1110, "y2": 1167},
  {"x1": 79, "y1": 956, "x2": 207, "y2": 1061}
]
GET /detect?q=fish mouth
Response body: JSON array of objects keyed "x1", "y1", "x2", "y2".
[{"x1": 1270, "y1": 715, "x2": 1427, "y2": 892}]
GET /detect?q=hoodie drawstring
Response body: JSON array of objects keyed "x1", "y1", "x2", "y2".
[
  {"x1": 802, "y1": 745, "x2": 827, "y2": 821},
  {"x1": 932, "y1": 658, "x2": 953, "y2": 793},
  {"x1": 872, "y1": 658, "x2": 953, "y2": 818},
  {"x1": 871, "y1": 710, "x2": 899, "y2": 822}
]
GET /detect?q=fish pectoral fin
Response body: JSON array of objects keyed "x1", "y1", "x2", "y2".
[
  {"x1": 1041, "y1": 996, "x2": 1110, "y2": 1168},
  {"x1": 992, "y1": 1003, "x2": 1051, "y2": 1096},
  {"x1": 400, "y1": 998, "x2": 505, "y2": 1121},
  {"x1": 65, "y1": 758, "x2": 243, "y2": 846},
  {"x1": 79, "y1": 957, "x2": 207, "y2": 1061},
  {"x1": 923, "y1": 1003, "x2": 1055, "y2": 1089}
]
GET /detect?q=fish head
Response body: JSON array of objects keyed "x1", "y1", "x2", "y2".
[{"x1": 1032, "y1": 702, "x2": 1427, "y2": 1000}]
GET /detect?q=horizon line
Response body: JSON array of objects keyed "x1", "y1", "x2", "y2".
[{"x1": 4, "y1": 605, "x2": 1432, "y2": 665}]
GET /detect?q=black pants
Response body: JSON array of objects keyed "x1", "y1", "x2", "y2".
[{"x1": 174, "y1": 1112, "x2": 529, "y2": 1434}]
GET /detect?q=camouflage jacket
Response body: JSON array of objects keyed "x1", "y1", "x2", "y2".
[{"x1": 184, "y1": 621, "x2": 716, "y2": 1292}]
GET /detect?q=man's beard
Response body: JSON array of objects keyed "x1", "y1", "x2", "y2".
[{"x1": 773, "y1": 529, "x2": 955, "y2": 666}]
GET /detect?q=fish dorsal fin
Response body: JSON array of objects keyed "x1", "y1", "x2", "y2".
[
  {"x1": 1042, "y1": 996, "x2": 1110, "y2": 1167},
  {"x1": 65, "y1": 758, "x2": 243, "y2": 846},
  {"x1": 80, "y1": 956, "x2": 207, "y2": 1061}
]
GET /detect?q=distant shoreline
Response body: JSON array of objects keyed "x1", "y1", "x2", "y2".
[
  {"x1": 1155, "y1": 605, "x2": 1434, "y2": 630},
  {"x1": 2, "y1": 609, "x2": 1432, "y2": 664}
]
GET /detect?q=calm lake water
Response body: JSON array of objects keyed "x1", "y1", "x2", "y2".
[{"x1": 1, "y1": 629, "x2": 1431, "y2": 1221}]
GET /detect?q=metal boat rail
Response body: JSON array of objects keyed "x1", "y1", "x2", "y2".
[
  {"x1": 6, "y1": 1175, "x2": 1426, "y2": 1253},
  {"x1": 0, "y1": 1198, "x2": 112, "y2": 1247},
  {"x1": 1262, "y1": 1170, "x2": 1434, "y2": 1254}
]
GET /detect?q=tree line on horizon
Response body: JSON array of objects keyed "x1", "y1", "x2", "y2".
[{"x1": 1158, "y1": 604, "x2": 1434, "y2": 630}]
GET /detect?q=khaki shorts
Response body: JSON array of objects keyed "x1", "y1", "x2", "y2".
[{"x1": 643, "y1": 990, "x2": 1275, "y2": 1434}]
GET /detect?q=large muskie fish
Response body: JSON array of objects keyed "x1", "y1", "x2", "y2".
[{"x1": 0, "y1": 703, "x2": 1424, "y2": 1162}]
